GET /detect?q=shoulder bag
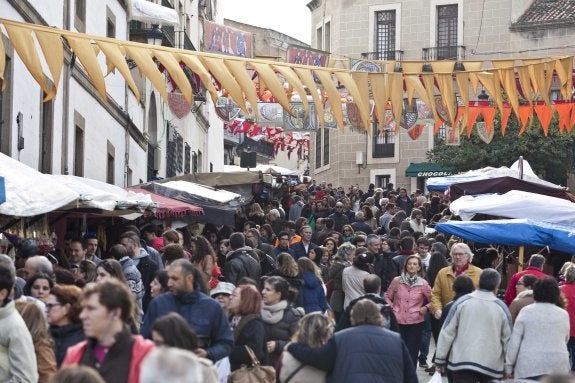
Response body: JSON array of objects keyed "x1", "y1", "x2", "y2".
[{"x1": 227, "y1": 346, "x2": 276, "y2": 383}]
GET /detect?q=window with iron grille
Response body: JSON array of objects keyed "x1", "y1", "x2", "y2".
[
  {"x1": 372, "y1": 122, "x2": 395, "y2": 158},
  {"x1": 375, "y1": 10, "x2": 396, "y2": 61},
  {"x1": 166, "y1": 123, "x2": 180, "y2": 177},
  {"x1": 185, "y1": 143, "x2": 191, "y2": 174},
  {"x1": 322, "y1": 128, "x2": 330, "y2": 166},
  {"x1": 437, "y1": 4, "x2": 458, "y2": 60},
  {"x1": 315, "y1": 131, "x2": 322, "y2": 168},
  {"x1": 176, "y1": 135, "x2": 183, "y2": 173}
]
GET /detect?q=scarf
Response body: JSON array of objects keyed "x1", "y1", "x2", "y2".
[
  {"x1": 260, "y1": 300, "x2": 288, "y2": 324},
  {"x1": 453, "y1": 262, "x2": 469, "y2": 277},
  {"x1": 399, "y1": 272, "x2": 419, "y2": 287}
]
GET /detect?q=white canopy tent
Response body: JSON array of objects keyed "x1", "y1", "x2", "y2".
[
  {"x1": 51, "y1": 175, "x2": 155, "y2": 212},
  {"x1": 223, "y1": 164, "x2": 301, "y2": 177},
  {"x1": 426, "y1": 159, "x2": 562, "y2": 192},
  {"x1": 0, "y1": 153, "x2": 78, "y2": 217},
  {"x1": 449, "y1": 190, "x2": 575, "y2": 226}
]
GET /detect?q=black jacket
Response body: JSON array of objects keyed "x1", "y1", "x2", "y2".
[
  {"x1": 335, "y1": 294, "x2": 399, "y2": 333},
  {"x1": 261, "y1": 305, "x2": 302, "y2": 367},
  {"x1": 224, "y1": 247, "x2": 262, "y2": 285},
  {"x1": 291, "y1": 241, "x2": 317, "y2": 260},
  {"x1": 230, "y1": 315, "x2": 266, "y2": 371},
  {"x1": 50, "y1": 323, "x2": 85, "y2": 367}
]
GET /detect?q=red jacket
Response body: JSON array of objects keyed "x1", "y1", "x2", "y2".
[
  {"x1": 62, "y1": 335, "x2": 154, "y2": 383},
  {"x1": 560, "y1": 283, "x2": 575, "y2": 337},
  {"x1": 504, "y1": 266, "x2": 547, "y2": 305}
]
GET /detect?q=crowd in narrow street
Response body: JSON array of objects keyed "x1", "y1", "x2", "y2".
[{"x1": 1, "y1": 180, "x2": 575, "y2": 383}]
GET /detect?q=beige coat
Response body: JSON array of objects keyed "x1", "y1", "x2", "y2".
[
  {"x1": 279, "y1": 350, "x2": 326, "y2": 383},
  {"x1": 431, "y1": 264, "x2": 481, "y2": 315}
]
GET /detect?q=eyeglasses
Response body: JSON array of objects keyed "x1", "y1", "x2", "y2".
[
  {"x1": 452, "y1": 253, "x2": 467, "y2": 257},
  {"x1": 280, "y1": 237, "x2": 290, "y2": 241},
  {"x1": 45, "y1": 303, "x2": 62, "y2": 310},
  {"x1": 336, "y1": 206, "x2": 343, "y2": 209}
]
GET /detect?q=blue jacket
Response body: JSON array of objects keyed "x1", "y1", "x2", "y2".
[
  {"x1": 288, "y1": 324, "x2": 417, "y2": 383},
  {"x1": 141, "y1": 290, "x2": 233, "y2": 361},
  {"x1": 299, "y1": 272, "x2": 330, "y2": 313}
]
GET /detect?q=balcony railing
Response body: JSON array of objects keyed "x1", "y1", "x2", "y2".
[
  {"x1": 360, "y1": 50, "x2": 404, "y2": 61},
  {"x1": 422, "y1": 45, "x2": 466, "y2": 61}
]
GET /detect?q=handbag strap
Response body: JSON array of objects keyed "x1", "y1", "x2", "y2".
[
  {"x1": 244, "y1": 345, "x2": 261, "y2": 366},
  {"x1": 284, "y1": 363, "x2": 305, "y2": 383}
]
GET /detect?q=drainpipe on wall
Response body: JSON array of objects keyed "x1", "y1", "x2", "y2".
[{"x1": 61, "y1": 0, "x2": 71, "y2": 174}]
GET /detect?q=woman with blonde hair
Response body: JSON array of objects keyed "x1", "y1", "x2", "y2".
[
  {"x1": 265, "y1": 252, "x2": 303, "y2": 307},
  {"x1": 15, "y1": 300, "x2": 57, "y2": 383},
  {"x1": 248, "y1": 202, "x2": 266, "y2": 226},
  {"x1": 49, "y1": 365, "x2": 105, "y2": 383},
  {"x1": 279, "y1": 313, "x2": 334, "y2": 382}
]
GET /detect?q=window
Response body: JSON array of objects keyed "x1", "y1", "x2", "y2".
[
  {"x1": 324, "y1": 22, "x2": 331, "y2": 52},
  {"x1": 185, "y1": 143, "x2": 191, "y2": 173},
  {"x1": 315, "y1": 131, "x2": 321, "y2": 168},
  {"x1": 106, "y1": 141, "x2": 115, "y2": 185},
  {"x1": 106, "y1": 7, "x2": 116, "y2": 38},
  {"x1": 375, "y1": 10, "x2": 396, "y2": 60},
  {"x1": 74, "y1": 125, "x2": 84, "y2": 176},
  {"x1": 74, "y1": 0, "x2": 86, "y2": 33},
  {"x1": 192, "y1": 151, "x2": 198, "y2": 173},
  {"x1": 0, "y1": 54, "x2": 12, "y2": 155},
  {"x1": 39, "y1": 97, "x2": 53, "y2": 173},
  {"x1": 316, "y1": 26, "x2": 323, "y2": 50},
  {"x1": 315, "y1": 128, "x2": 330, "y2": 170},
  {"x1": 372, "y1": 123, "x2": 395, "y2": 158},
  {"x1": 375, "y1": 174, "x2": 391, "y2": 189},
  {"x1": 197, "y1": 150, "x2": 203, "y2": 172},
  {"x1": 322, "y1": 128, "x2": 329, "y2": 166},
  {"x1": 436, "y1": 4, "x2": 458, "y2": 59}
]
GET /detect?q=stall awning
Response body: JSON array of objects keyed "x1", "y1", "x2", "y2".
[
  {"x1": 405, "y1": 163, "x2": 454, "y2": 178},
  {"x1": 128, "y1": 187, "x2": 204, "y2": 219}
]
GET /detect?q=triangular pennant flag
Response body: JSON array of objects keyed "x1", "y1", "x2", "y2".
[
  {"x1": 154, "y1": 50, "x2": 193, "y2": 105},
  {"x1": 178, "y1": 54, "x2": 218, "y2": 104},
  {"x1": 97, "y1": 41, "x2": 140, "y2": 102},
  {"x1": 499, "y1": 67, "x2": 520, "y2": 119},
  {"x1": 251, "y1": 62, "x2": 292, "y2": 115},
  {"x1": 518, "y1": 105, "x2": 532, "y2": 135},
  {"x1": 517, "y1": 66, "x2": 533, "y2": 102},
  {"x1": 569, "y1": 103, "x2": 575, "y2": 133},
  {"x1": 369, "y1": 72, "x2": 388, "y2": 126},
  {"x1": 479, "y1": 106, "x2": 496, "y2": 137},
  {"x1": 202, "y1": 56, "x2": 248, "y2": 115},
  {"x1": 293, "y1": 67, "x2": 325, "y2": 128},
  {"x1": 35, "y1": 30, "x2": 64, "y2": 101},
  {"x1": 432, "y1": 62, "x2": 456, "y2": 125},
  {"x1": 314, "y1": 69, "x2": 344, "y2": 131},
  {"x1": 274, "y1": 65, "x2": 310, "y2": 117},
  {"x1": 4, "y1": 24, "x2": 50, "y2": 95},
  {"x1": 125, "y1": 45, "x2": 168, "y2": 102},
  {"x1": 65, "y1": 36, "x2": 107, "y2": 101},
  {"x1": 226, "y1": 60, "x2": 260, "y2": 121},
  {"x1": 554, "y1": 57, "x2": 573, "y2": 100},
  {"x1": 554, "y1": 103, "x2": 572, "y2": 133},
  {"x1": 541, "y1": 60, "x2": 555, "y2": 108},
  {"x1": 335, "y1": 71, "x2": 370, "y2": 131},
  {"x1": 421, "y1": 74, "x2": 439, "y2": 122},
  {"x1": 534, "y1": 103, "x2": 554, "y2": 136},
  {"x1": 433, "y1": 119, "x2": 443, "y2": 135},
  {"x1": 501, "y1": 106, "x2": 512, "y2": 136},
  {"x1": 467, "y1": 107, "x2": 481, "y2": 138},
  {"x1": 477, "y1": 72, "x2": 503, "y2": 113},
  {"x1": 463, "y1": 61, "x2": 484, "y2": 96},
  {"x1": 388, "y1": 72, "x2": 404, "y2": 133}
]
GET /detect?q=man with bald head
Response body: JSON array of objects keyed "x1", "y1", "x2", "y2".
[{"x1": 24, "y1": 255, "x2": 53, "y2": 280}]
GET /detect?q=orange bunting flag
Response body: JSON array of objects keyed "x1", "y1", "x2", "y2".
[
  {"x1": 534, "y1": 104, "x2": 554, "y2": 136},
  {"x1": 554, "y1": 103, "x2": 573, "y2": 133},
  {"x1": 479, "y1": 106, "x2": 496, "y2": 137},
  {"x1": 501, "y1": 106, "x2": 512, "y2": 136},
  {"x1": 466, "y1": 107, "x2": 481, "y2": 138},
  {"x1": 518, "y1": 105, "x2": 532, "y2": 135},
  {"x1": 434, "y1": 119, "x2": 443, "y2": 135},
  {"x1": 570, "y1": 105, "x2": 575, "y2": 133}
]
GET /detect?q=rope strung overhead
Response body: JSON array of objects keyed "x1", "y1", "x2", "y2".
[{"x1": 0, "y1": 18, "x2": 573, "y2": 135}]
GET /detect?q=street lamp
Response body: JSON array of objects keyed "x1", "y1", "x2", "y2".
[{"x1": 147, "y1": 26, "x2": 163, "y2": 46}]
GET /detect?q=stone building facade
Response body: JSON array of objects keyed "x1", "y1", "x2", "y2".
[{"x1": 307, "y1": 0, "x2": 575, "y2": 192}]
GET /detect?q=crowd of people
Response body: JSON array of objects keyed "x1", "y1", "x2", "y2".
[{"x1": 0, "y1": 180, "x2": 574, "y2": 383}]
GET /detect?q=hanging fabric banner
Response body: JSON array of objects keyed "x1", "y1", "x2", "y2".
[{"x1": 534, "y1": 104, "x2": 554, "y2": 136}]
